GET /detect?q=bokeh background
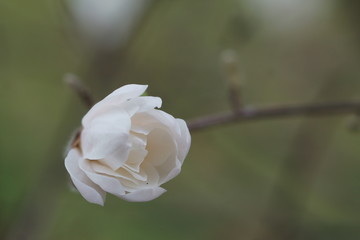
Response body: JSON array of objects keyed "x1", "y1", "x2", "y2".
[{"x1": 1, "y1": 0, "x2": 360, "y2": 239}]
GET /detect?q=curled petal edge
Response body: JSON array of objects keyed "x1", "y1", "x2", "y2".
[
  {"x1": 82, "y1": 84, "x2": 148, "y2": 125},
  {"x1": 159, "y1": 159, "x2": 182, "y2": 185},
  {"x1": 79, "y1": 158, "x2": 126, "y2": 196},
  {"x1": 175, "y1": 119, "x2": 191, "y2": 163},
  {"x1": 65, "y1": 149, "x2": 106, "y2": 206},
  {"x1": 119, "y1": 187, "x2": 167, "y2": 202}
]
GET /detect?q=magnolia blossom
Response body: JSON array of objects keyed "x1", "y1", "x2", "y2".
[
  {"x1": 65, "y1": 84, "x2": 191, "y2": 205},
  {"x1": 66, "y1": 0, "x2": 150, "y2": 49}
]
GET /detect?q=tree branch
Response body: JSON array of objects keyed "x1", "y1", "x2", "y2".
[
  {"x1": 187, "y1": 101, "x2": 360, "y2": 131},
  {"x1": 64, "y1": 73, "x2": 94, "y2": 109}
]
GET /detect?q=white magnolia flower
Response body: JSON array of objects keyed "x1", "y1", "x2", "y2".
[
  {"x1": 66, "y1": 0, "x2": 150, "y2": 49},
  {"x1": 65, "y1": 84, "x2": 191, "y2": 205}
]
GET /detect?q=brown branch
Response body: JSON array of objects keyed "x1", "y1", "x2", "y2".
[
  {"x1": 187, "y1": 101, "x2": 360, "y2": 131},
  {"x1": 64, "y1": 73, "x2": 94, "y2": 109}
]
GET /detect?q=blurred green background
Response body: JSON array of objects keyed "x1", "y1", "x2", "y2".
[{"x1": 1, "y1": 0, "x2": 360, "y2": 239}]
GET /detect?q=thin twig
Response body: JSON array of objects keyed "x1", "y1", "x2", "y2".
[
  {"x1": 64, "y1": 73, "x2": 94, "y2": 109},
  {"x1": 187, "y1": 101, "x2": 360, "y2": 131}
]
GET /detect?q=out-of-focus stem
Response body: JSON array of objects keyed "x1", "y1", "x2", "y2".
[
  {"x1": 221, "y1": 50, "x2": 244, "y2": 112},
  {"x1": 64, "y1": 74, "x2": 95, "y2": 109}
]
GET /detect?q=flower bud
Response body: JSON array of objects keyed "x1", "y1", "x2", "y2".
[{"x1": 65, "y1": 84, "x2": 191, "y2": 205}]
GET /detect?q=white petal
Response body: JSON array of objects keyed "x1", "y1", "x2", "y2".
[
  {"x1": 120, "y1": 187, "x2": 166, "y2": 202},
  {"x1": 116, "y1": 168, "x2": 141, "y2": 185},
  {"x1": 97, "y1": 143, "x2": 131, "y2": 170},
  {"x1": 91, "y1": 161, "x2": 138, "y2": 184},
  {"x1": 142, "y1": 163, "x2": 160, "y2": 186},
  {"x1": 144, "y1": 128, "x2": 176, "y2": 166},
  {"x1": 64, "y1": 149, "x2": 106, "y2": 205},
  {"x1": 105, "y1": 84, "x2": 148, "y2": 100},
  {"x1": 122, "y1": 165, "x2": 147, "y2": 181},
  {"x1": 81, "y1": 109, "x2": 131, "y2": 169},
  {"x1": 79, "y1": 158, "x2": 126, "y2": 196},
  {"x1": 129, "y1": 132, "x2": 147, "y2": 148},
  {"x1": 175, "y1": 119, "x2": 191, "y2": 163},
  {"x1": 82, "y1": 84, "x2": 147, "y2": 125},
  {"x1": 159, "y1": 159, "x2": 182, "y2": 185},
  {"x1": 131, "y1": 110, "x2": 180, "y2": 135},
  {"x1": 122, "y1": 96, "x2": 162, "y2": 116},
  {"x1": 123, "y1": 133, "x2": 148, "y2": 172},
  {"x1": 124, "y1": 148, "x2": 147, "y2": 173}
]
